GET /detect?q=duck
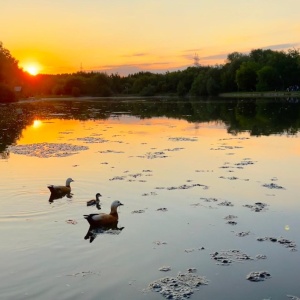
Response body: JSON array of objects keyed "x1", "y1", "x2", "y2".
[
  {"x1": 87, "y1": 193, "x2": 102, "y2": 209},
  {"x1": 48, "y1": 178, "x2": 74, "y2": 195},
  {"x1": 84, "y1": 200, "x2": 123, "y2": 227}
]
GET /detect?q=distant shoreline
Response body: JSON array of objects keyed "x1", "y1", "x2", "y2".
[
  {"x1": 219, "y1": 91, "x2": 300, "y2": 98},
  {"x1": 15, "y1": 91, "x2": 300, "y2": 103}
]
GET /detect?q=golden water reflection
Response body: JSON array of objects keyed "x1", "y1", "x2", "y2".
[
  {"x1": 32, "y1": 119, "x2": 42, "y2": 128},
  {"x1": 1, "y1": 103, "x2": 300, "y2": 300}
]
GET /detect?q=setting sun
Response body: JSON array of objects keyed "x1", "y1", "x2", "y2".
[
  {"x1": 20, "y1": 61, "x2": 42, "y2": 76},
  {"x1": 25, "y1": 65, "x2": 39, "y2": 76}
]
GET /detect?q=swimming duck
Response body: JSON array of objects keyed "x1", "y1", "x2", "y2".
[
  {"x1": 84, "y1": 200, "x2": 123, "y2": 227},
  {"x1": 87, "y1": 193, "x2": 102, "y2": 209},
  {"x1": 48, "y1": 178, "x2": 74, "y2": 195}
]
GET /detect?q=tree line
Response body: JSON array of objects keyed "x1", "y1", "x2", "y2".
[
  {"x1": 1, "y1": 98, "x2": 300, "y2": 156},
  {"x1": 0, "y1": 42, "x2": 300, "y2": 102}
]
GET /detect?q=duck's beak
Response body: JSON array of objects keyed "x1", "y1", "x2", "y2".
[{"x1": 119, "y1": 202, "x2": 124, "y2": 206}]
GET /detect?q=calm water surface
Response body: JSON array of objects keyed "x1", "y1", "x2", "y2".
[{"x1": 0, "y1": 98, "x2": 300, "y2": 300}]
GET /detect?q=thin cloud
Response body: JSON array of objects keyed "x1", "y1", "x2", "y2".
[
  {"x1": 202, "y1": 53, "x2": 228, "y2": 60},
  {"x1": 181, "y1": 52, "x2": 228, "y2": 61},
  {"x1": 87, "y1": 62, "x2": 189, "y2": 76},
  {"x1": 121, "y1": 53, "x2": 148, "y2": 58},
  {"x1": 261, "y1": 42, "x2": 300, "y2": 51},
  {"x1": 98, "y1": 61, "x2": 171, "y2": 69}
]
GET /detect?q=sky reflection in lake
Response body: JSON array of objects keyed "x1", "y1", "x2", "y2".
[{"x1": 0, "y1": 100, "x2": 300, "y2": 300}]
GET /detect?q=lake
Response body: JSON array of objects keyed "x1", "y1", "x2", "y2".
[{"x1": 0, "y1": 98, "x2": 299, "y2": 300}]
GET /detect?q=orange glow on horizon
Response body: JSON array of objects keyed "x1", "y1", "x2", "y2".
[
  {"x1": 24, "y1": 65, "x2": 40, "y2": 76},
  {"x1": 2, "y1": 1, "x2": 299, "y2": 75},
  {"x1": 20, "y1": 61, "x2": 42, "y2": 76}
]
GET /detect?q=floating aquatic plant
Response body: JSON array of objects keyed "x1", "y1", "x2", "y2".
[
  {"x1": 224, "y1": 215, "x2": 238, "y2": 220},
  {"x1": 147, "y1": 271, "x2": 208, "y2": 300},
  {"x1": 156, "y1": 183, "x2": 208, "y2": 191},
  {"x1": 168, "y1": 137, "x2": 198, "y2": 142},
  {"x1": 262, "y1": 183, "x2": 285, "y2": 189},
  {"x1": 236, "y1": 231, "x2": 251, "y2": 237},
  {"x1": 246, "y1": 271, "x2": 271, "y2": 282},
  {"x1": 218, "y1": 201, "x2": 234, "y2": 207},
  {"x1": 210, "y1": 249, "x2": 253, "y2": 266},
  {"x1": 226, "y1": 221, "x2": 237, "y2": 225},
  {"x1": 159, "y1": 266, "x2": 171, "y2": 272},
  {"x1": 257, "y1": 236, "x2": 297, "y2": 251},
  {"x1": 77, "y1": 136, "x2": 108, "y2": 143},
  {"x1": 8, "y1": 142, "x2": 88, "y2": 158},
  {"x1": 243, "y1": 202, "x2": 268, "y2": 212},
  {"x1": 131, "y1": 210, "x2": 145, "y2": 214}
]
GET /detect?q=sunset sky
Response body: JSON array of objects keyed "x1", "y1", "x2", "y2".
[{"x1": 2, "y1": 0, "x2": 300, "y2": 75}]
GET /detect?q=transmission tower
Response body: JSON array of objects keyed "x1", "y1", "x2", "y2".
[{"x1": 193, "y1": 53, "x2": 200, "y2": 67}]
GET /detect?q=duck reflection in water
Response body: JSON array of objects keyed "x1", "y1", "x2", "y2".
[
  {"x1": 84, "y1": 222, "x2": 125, "y2": 243},
  {"x1": 49, "y1": 191, "x2": 73, "y2": 203},
  {"x1": 84, "y1": 200, "x2": 124, "y2": 243}
]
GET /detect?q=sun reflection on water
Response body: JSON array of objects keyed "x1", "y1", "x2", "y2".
[{"x1": 32, "y1": 119, "x2": 42, "y2": 128}]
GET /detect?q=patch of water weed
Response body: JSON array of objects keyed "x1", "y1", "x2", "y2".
[
  {"x1": 200, "y1": 197, "x2": 218, "y2": 202},
  {"x1": 210, "y1": 145, "x2": 243, "y2": 151},
  {"x1": 224, "y1": 215, "x2": 238, "y2": 220},
  {"x1": 147, "y1": 270, "x2": 208, "y2": 300},
  {"x1": 219, "y1": 158, "x2": 256, "y2": 170},
  {"x1": 219, "y1": 175, "x2": 249, "y2": 181},
  {"x1": 8, "y1": 142, "x2": 88, "y2": 158},
  {"x1": 163, "y1": 147, "x2": 185, "y2": 152},
  {"x1": 246, "y1": 271, "x2": 271, "y2": 282},
  {"x1": 157, "y1": 208, "x2": 168, "y2": 212},
  {"x1": 257, "y1": 236, "x2": 297, "y2": 251},
  {"x1": 153, "y1": 241, "x2": 168, "y2": 246},
  {"x1": 262, "y1": 183, "x2": 285, "y2": 189},
  {"x1": 236, "y1": 231, "x2": 251, "y2": 237},
  {"x1": 131, "y1": 210, "x2": 146, "y2": 214},
  {"x1": 98, "y1": 149, "x2": 124, "y2": 154},
  {"x1": 77, "y1": 136, "x2": 109, "y2": 143},
  {"x1": 218, "y1": 201, "x2": 234, "y2": 207},
  {"x1": 109, "y1": 171, "x2": 150, "y2": 182},
  {"x1": 243, "y1": 202, "x2": 268, "y2": 212},
  {"x1": 168, "y1": 137, "x2": 198, "y2": 142},
  {"x1": 156, "y1": 183, "x2": 208, "y2": 191},
  {"x1": 138, "y1": 151, "x2": 168, "y2": 159},
  {"x1": 142, "y1": 191, "x2": 158, "y2": 196},
  {"x1": 159, "y1": 266, "x2": 172, "y2": 272},
  {"x1": 226, "y1": 220, "x2": 237, "y2": 225},
  {"x1": 210, "y1": 249, "x2": 254, "y2": 266},
  {"x1": 66, "y1": 271, "x2": 101, "y2": 277}
]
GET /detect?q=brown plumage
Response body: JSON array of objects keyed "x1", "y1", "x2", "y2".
[
  {"x1": 84, "y1": 200, "x2": 123, "y2": 227},
  {"x1": 48, "y1": 178, "x2": 74, "y2": 195},
  {"x1": 86, "y1": 193, "x2": 102, "y2": 209}
]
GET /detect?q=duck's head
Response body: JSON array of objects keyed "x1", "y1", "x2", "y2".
[
  {"x1": 111, "y1": 200, "x2": 123, "y2": 210},
  {"x1": 66, "y1": 178, "x2": 74, "y2": 185},
  {"x1": 96, "y1": 193, "x2": 102, "y2": 199}
]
